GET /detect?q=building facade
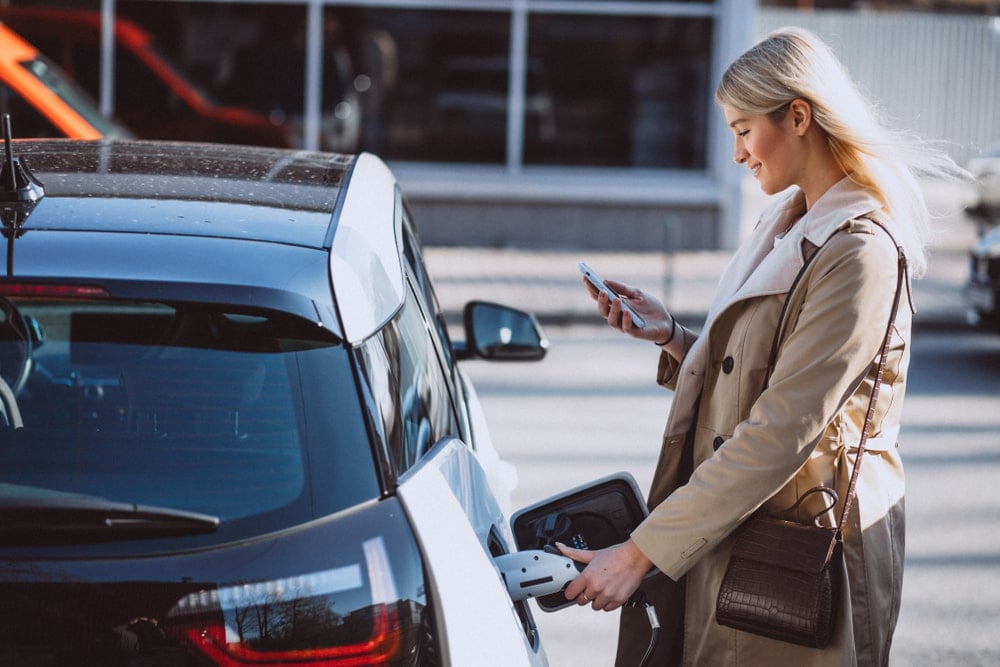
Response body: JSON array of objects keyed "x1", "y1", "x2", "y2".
[
  {"x1": 70, "y1": 2, "x2": 999, "y2": 251},
  {"x1": 88, "y1": 0, "x2": 753, "y2": 251}
]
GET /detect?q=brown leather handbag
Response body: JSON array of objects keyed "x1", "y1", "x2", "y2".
[
  {"x1": 716, "y1": 488, "x2": 844, "y2": 647},
  {"x1": 716, "y1": 223, "x2": 907, "y2": 648}
]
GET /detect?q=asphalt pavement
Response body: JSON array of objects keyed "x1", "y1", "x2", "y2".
[{"x1": 426, "y1": 179, "x2": 979, "y2": 335}]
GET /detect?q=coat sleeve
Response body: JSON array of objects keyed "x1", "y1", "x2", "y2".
[
  {"x1": 655, "y1": 324, "x2": 698, "y2": 390},
  {"x1": 631, "y1": 228, "x2": 901, "y2": 579}
]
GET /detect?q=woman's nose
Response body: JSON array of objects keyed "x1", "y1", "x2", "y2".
[{"x1": 733, "y1": 144, "x2": 748, "y2": 164}]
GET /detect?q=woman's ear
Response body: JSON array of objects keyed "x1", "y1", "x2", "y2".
[{"x1": 788, "y1": 98, "x2": 812, "y2": 136}]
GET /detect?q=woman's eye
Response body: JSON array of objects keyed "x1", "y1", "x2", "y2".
[{"x1": 737, "y1": 130, "x2": 750, "y2": 137}]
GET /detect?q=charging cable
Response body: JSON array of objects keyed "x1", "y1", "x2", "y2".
[{"x1": 626, "y1": 591, "x2": 660, "y2": 667}]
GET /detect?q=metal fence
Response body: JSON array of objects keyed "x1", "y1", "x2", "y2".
[{"x1": 756, "y1": 9, "x2": 1000, "y2": 165}]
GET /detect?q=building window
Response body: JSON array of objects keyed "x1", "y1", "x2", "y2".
[
  {"x1": 354, "y1": 8, "x2": 512, "y2": 162},
  {"x1": 526, "y1": 14, "x2": 712, "y2": 168},
  {"x1": 116, "y1": 1, "x2": 717, "y2": 171}
]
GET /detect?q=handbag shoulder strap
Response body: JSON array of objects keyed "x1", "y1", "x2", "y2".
[
  {"x1": 762, "y1": 216, "x2": 907, "y2": 535},
  {"x1": 836, "y1": 218, "x2": 907, "y2": 534}
]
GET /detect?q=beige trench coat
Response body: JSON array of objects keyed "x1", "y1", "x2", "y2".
[{"x1": 617, "y1": 178, "x2": 911, "y2": 666}]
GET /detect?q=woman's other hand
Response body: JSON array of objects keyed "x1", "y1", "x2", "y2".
[
  {"x1": 557, "y1": 539, "x2": 653, "y2": 611},
  {"x1": 581, "y1": 277, "x2": 673, "y2": 343}
]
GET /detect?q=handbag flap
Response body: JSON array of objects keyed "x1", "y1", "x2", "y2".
[{"x1": 733, "y1": 516, "x2": 839, "y2": 574}]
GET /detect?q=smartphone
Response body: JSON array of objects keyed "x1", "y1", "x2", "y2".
[{"x1": 578, "y1": 262, "x2": 645, "y2": 327}]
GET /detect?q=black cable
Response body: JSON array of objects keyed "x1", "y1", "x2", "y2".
[
  {"x1": 626, "y1": 591, "x2": 660, "y2": 667},
  {"x1": 637, "y1": 603, "x2": 660, "y2": 667}
]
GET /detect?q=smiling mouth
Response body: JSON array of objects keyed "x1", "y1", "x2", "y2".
[{"x1": 750, "y1": 163, "x2": 762, "y2": 177}]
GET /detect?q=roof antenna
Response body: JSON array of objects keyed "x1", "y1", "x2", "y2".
[
  {"x1": 0, "y1": 113, "x2": 45, "y2": 207},
  {"x1": 0, "y1": 114, "x2": 44, "y2": 276}
]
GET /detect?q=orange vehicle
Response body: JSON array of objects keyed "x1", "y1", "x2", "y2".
[
  {"x1": 0, "y1": 22, "x2": 130, "y2": 139},
  {"x1": 0, "y1": 6, "x2": 294, "y2": 147}
]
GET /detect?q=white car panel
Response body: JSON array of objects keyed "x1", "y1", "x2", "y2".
[
  {"x1": 398, "y1": 438, "x2": 547, "y2": 667},
  {"x1": 330, "y1": 152, "x2": 405, "y2": 343},
  {"x1": 459, "y1": 366, "x2": 518, "y2": 520}
]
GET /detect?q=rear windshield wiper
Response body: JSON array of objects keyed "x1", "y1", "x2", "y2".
[{"x1": 0, "y1": 496, "x2": 220, "y2": 544}]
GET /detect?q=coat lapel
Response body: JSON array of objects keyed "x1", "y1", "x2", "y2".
[{"x1": 705, "y1": 190, "x2": 806, "y2": 323}]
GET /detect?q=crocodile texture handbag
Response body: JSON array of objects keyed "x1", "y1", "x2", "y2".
[
  {"x1": 716, "y1": 221, "x2": 907, "y2": 648},
  {"x1": 716, "y1": 488, "x2": 843, "y2": 647}
]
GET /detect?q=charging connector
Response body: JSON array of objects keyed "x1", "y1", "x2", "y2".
[
  {"x1": 496, "y1": 549, "x2": 661, "y2": 664},
  {"x1": 494, "y1": 549, "x2": 580, "y2": 602}
]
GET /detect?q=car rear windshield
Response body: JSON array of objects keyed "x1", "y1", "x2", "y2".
[{"x1": 0, "y1": 296, "x2": 378, "y2": 542}]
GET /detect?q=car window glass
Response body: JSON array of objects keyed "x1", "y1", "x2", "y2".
[
  {"x1": 401, "y1": 204, "x2": 453, "y2": 367},
  {"x1": 19, "y1": 57, "x2": 122, "y2": 136},
  {"x1": 357, "y1": 286, "x2": 459, "y2": 474},
  {"x1": 0, "y1": 297, "x2": 377, "y2": 540},
  {"x1": 398, "y1": 207, "x2": 474, "y2": 441}
]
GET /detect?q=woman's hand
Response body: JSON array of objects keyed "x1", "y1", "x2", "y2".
[
  {"x1": 557, "y1": 539, "x2": 653, "y2": 612},
  {"x1": 581, "y1": 277, "x2": 673, "y2": 344}
]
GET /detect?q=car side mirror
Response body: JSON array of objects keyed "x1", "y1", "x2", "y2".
[{"x1": 455, "y1": 300, "x2": 548, "y2": 361}]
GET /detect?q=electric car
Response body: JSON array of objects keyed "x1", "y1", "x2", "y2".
[{"x1": 0, "y1": 137, "x2": 553, "y2": 665}]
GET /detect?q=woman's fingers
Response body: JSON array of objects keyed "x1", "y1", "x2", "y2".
[
  {"x1": 557, "y1": 541, "x2": 652, "y2": 611},
  {"x1": 555, "y1": 543, "x2": 595, "y2": 605}
]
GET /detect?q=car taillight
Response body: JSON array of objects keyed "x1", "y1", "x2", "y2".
[
  {"x1": 179, "y1": 605, "x2": 401, "y2": 666},
  {"x1": 167, "y1": 537, "x2": 410, "y2": 666},
  {"x1": 0, "y1": 282, "x2": 109, "y2": 298}
]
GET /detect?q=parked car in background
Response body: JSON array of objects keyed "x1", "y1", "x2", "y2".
[
  {"x1": 0, "y1": 6, "x2": 293, "y2": 147},
  {"x1": 965, "y1": 224, "x2": 1000, "y2": 332},
  {"x1": 0, "y1": 136, "x2": 553, "y2": 665},
  {"x1": 0, "y1": 22, "x2": 130, "y2": 139},
  {"x1": 964, "y1": 144, "x2": 1000, "y2": 332},
  {"x1": 966, "y1": 144, "x2": 1000, "y2": 225}
]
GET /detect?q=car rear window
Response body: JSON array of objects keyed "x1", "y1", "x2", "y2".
[{"x1": 0, "y1": 296, "x2": 378, "y2": 541}]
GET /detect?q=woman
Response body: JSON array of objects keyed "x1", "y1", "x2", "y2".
[{"x1": 557, "y1": 27, "x2": 962, "y2": 666}]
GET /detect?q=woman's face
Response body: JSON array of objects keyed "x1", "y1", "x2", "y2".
[{"x1": 723, "y1": 105, "x2": 804, "y2": 196}]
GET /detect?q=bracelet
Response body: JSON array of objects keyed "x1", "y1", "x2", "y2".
[{"x1": 655, "y1": 317, "x2": 677, "y2": 347}]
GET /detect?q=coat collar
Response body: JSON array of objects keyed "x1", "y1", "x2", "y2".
[{"x1": 705, "y1": 177, "x2": 883, "y2": 323}]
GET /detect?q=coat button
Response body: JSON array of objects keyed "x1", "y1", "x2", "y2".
[
  {"x1": 713, "y1": 436, "x2": 725, "y2": 450},
  {"x1": 722, "y1": 356, "x2": 735, "y2": 374}
]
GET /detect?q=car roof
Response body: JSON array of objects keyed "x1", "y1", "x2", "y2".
[
  {"x1": 3, "y1": 139, "x2": 406, "y2": 343},
  {"x1": 14, "y1": 140, "x2": 351, "y2": 242}
]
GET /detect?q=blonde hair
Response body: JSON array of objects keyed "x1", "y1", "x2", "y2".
[{"x1": 715, "y1": 27, "x2": 963, "y2": 277}]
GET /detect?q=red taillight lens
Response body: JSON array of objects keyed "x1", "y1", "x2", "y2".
[
  {"x1": 0, "y1": 283, "x2": 109, "y2": 298},
  {"x1": 181, "y1": 603, "x2": 402, "y2": 666},
  {"x1": 168, "y1": 537, "x2": 412, "y2": 666}
]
